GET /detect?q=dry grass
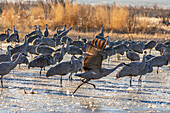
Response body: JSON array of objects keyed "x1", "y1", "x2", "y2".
[{"x1": 0, "y1": 1, "x2": 169, "y2": 40}]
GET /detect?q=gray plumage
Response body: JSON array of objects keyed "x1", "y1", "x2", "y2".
[
  {"x1": 32, "y1": 38, "x2": 43, "y2": 46},
  {"x1": 144, "y1": 40, "x2": 156, "y2": 54},
  {"x1": 13, "y1": 25, "x2": 18, "y2": 34},
  {"x1": 164, "y1": 41, "x2": 170, "y2": 46},
  {"x1": 27, "y1": 25, "x2": 38, "y2": 37},
  {"x1": 107, "y1": 36, "x2": 115, "y2": 48},
  {"x1": 52, "y1": 43, "x2": 66, "y2": 64},
  {"x1": 27, "y1": 45, "x2": 39, "y2": 56},
  {"x1": 68, "y1": 45, "x2": 83, "y2": 55},
  {"x1": 148, "y1": 51, "x2": 168, "y2": 74},
  {"x1": 28, "y1": 55, "x2": 52, "y2": 76},
  {"x1": 44, "y1": 24, "x2": 49, "y2": 37},
  {"x1": 6, "y1": 33, "x2": 20, "y2": 43},
  {"x1": 41, "y1": 36, "x2": 56, "y2": 47},
  {"x1": 37, "y1": 25, "x2": 42, "y2": 36},
  {"x1": 12, "y1": 52, "x2": 29, "y2": 68},
  {"x1": 10, "y1": 35, "x2": 28, "y2": 56},
  {"x1": 46, "y1": 55, "x2": 76, "y2": 86},
  {"x1": 0, "y1": 46, "x2": 12, "y2": 62},
  {"x1": 73, "y1": 39, "x2": 125, "y2": 94},
  {"x1": 0, "y1": 28, "x2": 10, "y2": 42},
  {"x1": 104, "y1": 47, "x2": 116, "y2": 63},
  {"x1": 56, "y1": 25, "x2": 66, "y2": 36},
  {"x1": 126, "y1": 50, "x2": 140, "y2": 61},
  {"x1": 128, "y1": 41, "x2": 143, "y2": 54},
  {"x1": 57, "y1": 27, "x2": 72, "y2": 39},
  {"x1": 116, "y1": 51, "x2": 147, "y2": 87},
  {"x1": 0, "y1": 53, "x2": 24, "y2": 87},
  {"x1": 146, "y1": 54, "x2": 155, "y2": 60},
  {"x1": 60, "y1": 36, "x2": 72, "y2": 44},
  {"x1": 36, "y1": 43, "x2": 55, "y2": 55},
  {"x1": 28, "y1": 35, "x2": 41, "y2": 43},
  {"x1": 69, "y1": 40, "x2": 85, "y2": 49}
]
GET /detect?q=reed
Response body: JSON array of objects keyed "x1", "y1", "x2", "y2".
[{"x1": 0, "y1": 0, "x2": 169, "y2": 37}]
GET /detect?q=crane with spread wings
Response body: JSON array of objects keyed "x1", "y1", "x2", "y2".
[{"x1": 73, "y1": 39, "x2": 125, "y2": 94}]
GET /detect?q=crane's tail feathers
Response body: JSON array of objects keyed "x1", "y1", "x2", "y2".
[{"x1": 89, "y1": 39, "x2": 106, "y2": 51}]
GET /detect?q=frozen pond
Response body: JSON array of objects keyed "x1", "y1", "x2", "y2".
[{"x1": 0, "y1": 42, "x2": 169, "y2": 112}]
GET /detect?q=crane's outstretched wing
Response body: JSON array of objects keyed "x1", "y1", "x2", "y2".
[{"x1": 83, "y1": 39, "x2": 106, "y2": 71}]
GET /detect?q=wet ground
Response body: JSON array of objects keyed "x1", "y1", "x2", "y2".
[{"x1": 0, "y1": 43, "x2": 169, "y2": 112}]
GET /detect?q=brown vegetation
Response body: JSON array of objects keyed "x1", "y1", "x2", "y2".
[{"x1": 0, "y1": 0, "x2": 169, "y2": 39}]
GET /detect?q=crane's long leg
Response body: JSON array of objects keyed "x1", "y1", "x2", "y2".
[
  {"x1": 40, "y1": 68, "x2": 42, "y2": 76},
  {"x1": 73, "y1": 80, "x2": 96, "y2": 94},
  {"x1": 73, "y1": 82, "x2": 84, "y2": 94},
  {"x1": 149, "y1": 49, "x2": 151, "y2": 54},
  {"x1": 60, "y1": 76, "x2": 62, "y2": 87},
  {"x1": 138, "y1": 75, "x2": 142, "y2": 87},
  {"x1": 0, "y1": 76, "x2": 3, "y2": 88},
  {"x1": 157, "y1": 67, "x2": 159, "y2": 74},
  {"x1": 69, "y1": 73, "x2": 73, "y2": 81},
  {"x1": 130, "y1": 76, "x2": 132, "y2": 87}
]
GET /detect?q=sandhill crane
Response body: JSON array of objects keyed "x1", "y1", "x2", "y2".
[
  {"x1": 44, "y1": 24, "x2": 49, "y2": 37},
  {"x1": 27, "y1": 45, "x2": 39, "y2": 58},
  {"x1": 77, "y1": 35, "x2": 87, "y2": 43},
  {"x1": 155, "y1": 43, "x2": 166, "y2": 55},
  {"x1": 146, "y1": 54, "x2": 155, "y2": 60},
  {"x1": 164, "y1": 41, "x2": 170, "y2": 46},
  {"x1": 137, "y1": 42, "x2": 145, "y2": 49},
  {"x1": 28, "y1": 35, "x2": 41, "y2": 44},
  {"x1": 27, "y1": 25, "x2": 38, "y2": 37},
  {"x1": 104, "y1": 47, "x2": 116, "y2": 64},
  {"x1": 32, "y1": 38, "x2": 43, "y2": 46},
  {"x1": 60, "y1": 36, "x2": 72, "y2": 44},
  {"x1": 52, "y1": 43, "x2": 66, "y2": 64},
  {"x1": 37, "y1": 25, "x2": 42, "y2": 36},
  {"x1": 41, "y1": 36, "x2": 56, "y2": 47},
  {"x1": 148, "y1": 48, "x2": 169, "y2": 74},
  {"x1": 46, "y1": 55, "x2": 77, "y2": 86},
  {"x1": 28, "y1": 55, "x2": 52, "y2": 76},
  {"x1": 0, "y1": 45, "x2": 12, "y2": 62},
  {"x1": 57, "y1": 27, "x2": 72, "y2": 39},
  {"x1": 10, "y1": 35, "x2": 28, "y2": 56},
  {"x1": 0, "y1": 28, "x2": 10, "y2": 49},
  {"x1": 95, "y1": 26, "x2": 104, "y2": 38},
  {"x1": 106, "y1": 36, "x2": 115, "y2": 48},
  {"x1": 126, "y1": 49, "x2": 140, "y2": 62},
  {"x1": 137, "y1": 62, "x2": 153, "y2": 87},
  {"x1": 35, "y1": 43, "x2": 55, "y2": 55},
  {"x1": 56, "y1": 25, "x2": 66, "y2": 35},
  {"x1": 6, "y1": 33, "x2": 20, "y2": 44},
  {"x1": 72, "y1": 39, "x2": 125, "y2": 94},
  {"x1": 12, "y1": 52, "x2": 29, "y2": 68},
  {"x1": 114, "y1": 43, "x2": 128, "y2": 60},
  {"x1": 128, "y1": 41, "x2": 143, "y2": 54},
  {"x1": 13, "y1": 25, "x2": 18, "y2": 34},
  {"x1": 116, "y1": 51, "x2": 147, "y2": 87},
  {"x1": 69, "y1": 40, "x2": 85, "y2": 49},
  {"x1": 144, "y1": 40, "x2": 156, "y2": 54},
  {"x1": 68, "y1": 55, "x2": 85, "y2": 80},
  {"x1": 0, "y1": 53, "x2": 25, "y2": 87},
  {"x1": 114, "y1": 40, "x2": 122, "y2": 46},
  {"x1": 68, "y1": 45, "x2": 83, "y2": 55}
]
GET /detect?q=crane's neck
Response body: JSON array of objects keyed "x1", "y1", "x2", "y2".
[
  {"x1": 139, "y1": 53, "x2": 146, "y2": 71},
  {"x1": 6, "y1": 30, "x2": 9, "y2": 37},
  {"x1": 11, "y1": 53, "x2": 23, "y2": 69},
  {"x1": 102, "y1": 63, "x2": 124, "y2": 77},
  {"x1": 106, "y1": 36, "x2": 109, "y2": 44}
]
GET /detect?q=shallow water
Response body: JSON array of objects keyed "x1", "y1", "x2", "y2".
[{"x1": 0, "y1": 43, "x2": 169, "y2": 112}]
